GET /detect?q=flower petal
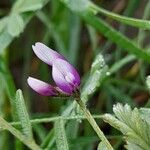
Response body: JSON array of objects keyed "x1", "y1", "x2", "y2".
[
  {"x1": 52, "y1": 58, "x2": 80, "y2": 94},
  {"x1": 32, "y1": 42, "x2": 65, "y2": 65},
  {"x1": 27, "y1": 77, "x2": 57, "y2": 96},
  {"x1": 52, "y1": 65, "x2": 73, "y2": 94},
  {"x1": 53, "y1": 58, "x2": 80, "y2": 85}
]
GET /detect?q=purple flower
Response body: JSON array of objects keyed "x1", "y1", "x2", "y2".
[
  {"x1": 27, "y1": 42, "x2": 80, "y2": 96},
  {"x1": 52, "y1": 58, "x2": 80, "y2": 94},
  {"x1": 32, "y1": 42, "x2": 65, "y2": 65},
  {"x1": 27, "y1": 77, "x2": 57, "y2": 96}
]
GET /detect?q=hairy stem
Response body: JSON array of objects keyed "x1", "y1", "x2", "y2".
[{"x1": 76, "y1": 98, "x2": 114, "y2": 150}]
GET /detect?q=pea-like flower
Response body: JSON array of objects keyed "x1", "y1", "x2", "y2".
[{"x1": 27, "y1": 42, "x2": 80, "y2": 96}]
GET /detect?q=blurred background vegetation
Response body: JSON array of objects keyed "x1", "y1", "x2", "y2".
[{"x1": 0, "y1": 0, "x2": 150, "y2": 149}]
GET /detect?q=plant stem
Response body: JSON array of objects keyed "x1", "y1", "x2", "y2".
[
  {"x1": 76, "y1": 98, "x2": 114, "y2": 150},
  {"x1": 10, "y1": 114, "x2": 103, "y2": 127},
  {"x1": 0, "y1": 116, "x2": 41, "y2": 150}
]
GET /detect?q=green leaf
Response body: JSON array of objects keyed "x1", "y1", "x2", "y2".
[
  {"x1": 54, "y1": 118, "x2": 69, "y2": 150},
  {"x1": 0, "y1": 0, "x2": 48, "y2": 54},
  {"x1": 15, "y1": 90, "x2": 33, "y2": 139},
  {"x1": 125, "y1": 143, "x2": 142, "y2": 150},
  {"x1": 97, "y1": 141, "x2": 108, "y2": 150},
  {"x1": 0, "y1": 30, "x2": 13, "y2": 54},
  {"x1": 0, "y1": 17, "x2": 8, "y2": 33},
  {"x1": 62, "y1": 0, "x2": 150, "y2": 30},
  {"x1": 109, "y1": 55, "x2": 135, "y2": 75},
  {"x1": 68, "y1": 14, "x2": 81, "y2": 65},
  {"x1": 41, "y1": 130, "x2": 55, "y2": 149},
  {"x1": 81, "y1": 12, "x2": 150, "y2": 62},
  {"x1": 91, "y1": 3, "x2": 150, "y2": 30},
  {"x1": 12, "y1": 0, "x2": 43, "y2": 13},
  {"x1": 7, "y1": 13, "x2": 24, "y2": 37},
  {"x1": 81, "y1": 54, "x2": 109, "y2": 103},
  {"x1": 87, "y1": 25, "x2": 98, "y2": 51},
  {"x1": 0, "y1": 75, "x2": 5, "y2": 116},
  {"x1": 0, "y1": 57, "x2": 17, "y2": 119},
  {"x1": 139, "y1": 108, "x2": 150, "y2": 125},
  {"x1": 61, "y1": 0, "x2": 90, "y2": 12},
  {"x1": 62, "y1": 0, "x2": 150, "y2": 61},
  {"x1": 102, "y1": 103, "x2": 150, "y2": 150}
]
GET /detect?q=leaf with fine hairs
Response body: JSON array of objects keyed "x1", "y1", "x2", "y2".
[
  {"x1": 103, "y1": 103, "x2": 150, "y2": 150},
  {"x1": 81, "y1": 54, "x2": 108, "y2": 103},
  {"x1": 15, "y1": 89, "x2": 33, "y2": 139},
  {"x1": 54, "y1": 118, "x2": 69, "y2": 150}
]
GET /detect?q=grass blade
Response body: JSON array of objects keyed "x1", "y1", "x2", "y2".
[
  {"x1": 0, "y1": 56, "x2": 17, "y2": 120},
  {"x1": 61, "y1": 0, "x2": 150, "y2": 62},
  {"x1": 54, "y1": 118, "x2": 69, "y2": 150},
  {"x1": 81, "y1": 54, "x2": 108, "y2": 103},
  {"x1": 81, "y1": 12, "x2": 150, "y2": 62},
  {"x1": 91, "y1": 3, "x2": 150, "y2": 30}
]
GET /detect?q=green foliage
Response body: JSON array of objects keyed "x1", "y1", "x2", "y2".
[
  {"x1": 63, "y1": 0, "x2": 150, "y2": 63},
  {"x1": 81, "y1": 54, "x2": 108, "y2": 103},
  {"x1": 54, "y1": 118, "x2": 69, "y2": 150},
  {"x1": 0, "y1": 57, "x2": 17, "y2": 119},
  {"x1": 81, "y1": 13, "x2": 150, "y2": 62},
  {"x1": 97, "y1": 142, "x2": 108, "y2": 150},
  {"x1": 0, "y1": 116, "x2": 40, "y2": 150},
  {"x1": 61, "y1": 0, "x2": 90, "y2": 12},
  {"x1": 103, "y1": 103, "x2": 150, "y2": 150},
  {"x1": 139, "y1": 108, "x2": 150, "y2": 125},
  {"x1": 0, "y1": 0, "x2": 150, "y2": 149},
  {"x1": 0, "y1": 0, "x2": 48, "y2": 54},
  {"x1": 12, "y1": 0, "x2": 43, "y2": 13},
  {"x1": 91, "y1": 4, "x2": 150, "y2": 30},
  {"x1": 41, "y1": 130, "x2": 55, "y2": 149},
  {"x1": 7, "y1": 13, "x2": 24, "y2": 37},
  {"x1": 0, "y1": 17, "x2": 8, "y2": 33},
  {"x1": 62, "y1": 0, "x2": 150, "y2": 30},
  {"x1": 109, "y1": 55, "x2": 135, "y2": 75}
]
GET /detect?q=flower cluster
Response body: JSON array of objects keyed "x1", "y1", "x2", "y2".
[{"x1": 27, "y1": 42, "x2": 80, "y2": 97}]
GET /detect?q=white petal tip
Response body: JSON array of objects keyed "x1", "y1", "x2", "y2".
[
  {"x1": 31, "y1": 42, "x2": 65, "y2": 66},
  {"x1": 27, "y1": 77, "x2": 56, "y2": 96}
]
